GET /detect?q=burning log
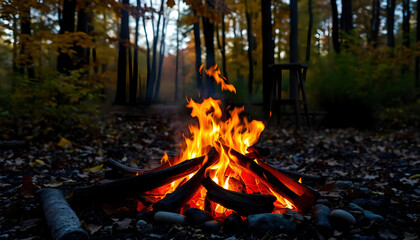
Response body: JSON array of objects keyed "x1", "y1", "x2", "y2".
[
  {"x1": 38, "y1": 188, "x2": 88, "y2": 240},
  {"x1": 153, "y1": 148, "x2": 219, "y2": 213},
  {"x1": 72, "y1": 150, "x2": 213, "y2": 204},
  {"x1": 105, "y1": 158, "x2": 140, "y2": 177},
  {"x1": 269, "y1": 165, "x2": 326, "y2": 187},
  {"x1": 202, "y1": 177, "x2": 276, "y2": 216},
  {"x1": 225, "y1": 146, "x2": 315, "y2": 212}
]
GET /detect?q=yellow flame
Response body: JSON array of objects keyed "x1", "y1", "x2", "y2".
[
  {"x1": 153, "y1": 65, "x2": 297, "y2": 214},
  {"x1": 298, "y1": 177, "x2": 302, "y2": 184},
  {"x1": 204, "y1": 64, "x2": 236, "y2": 93}
]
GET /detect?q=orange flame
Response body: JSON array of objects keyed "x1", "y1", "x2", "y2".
[
  {"x1": 203, "y1": 64, "x2": 236, "y2": 93},
  {"x1": 154, "y1": 65, "x2": 298, "y2": 216}
]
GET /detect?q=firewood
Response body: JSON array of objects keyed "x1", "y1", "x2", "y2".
[
  {"x1": 72, "y1": 150, "x2": 213, "y2": 204},
  {"x1": 224, "y1": 146, "x2": 299, "y2": 198},
  {"x1": 245, "y1": 146, "x2": 270, "y2": 160},
  {"x1": 224, "y1": 145, "x2": 315, "y2": 212},
  {"x1": 268, "y1": 165, "x2": 326, "y2": 186},
  {"x1": 202, "y1": 177, "x2": 277, "y2": 216},
  {"x1": 105, "y1": 158, "x2": 140, "y2": 177},
  {"x1": 38, "y1": 188, "x2": 88, "y2": 240},
  {"x1": 153, "y1": 148, "x2": 219, "y2": 213}
]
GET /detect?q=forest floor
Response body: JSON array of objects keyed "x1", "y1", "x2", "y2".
[{"x1": 0, "y1": 105, "x2": 419, "y2": 240}]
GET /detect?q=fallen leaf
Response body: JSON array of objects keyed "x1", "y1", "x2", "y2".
[
  {"x1": 31, "y1": 159, "x2": 45, "y2": 167},
  {"x1": 84, "y1": 164, "x2": 104, "y2": 171},
  {"x1": 44, "y1": 181, "x2": 63, "y2": 188},
  {"x1": 86, "y1": 224, "x2": 102, "y2": 235},
  {"x1": 57, "y1": 137, "x2": 72, "y2": 149}
]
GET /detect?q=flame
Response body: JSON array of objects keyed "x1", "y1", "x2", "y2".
[
  {"x1": 203, "y1": 64, "x2": 236, "y2": 93},
  {"x1": 298, "y1": 177, "x2": 302, "y2": 184},
  {"x1": 150, "y1": 65, "x2": 298, "y2": 216}
]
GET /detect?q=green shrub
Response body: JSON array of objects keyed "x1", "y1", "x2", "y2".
[{"x1": 307, "y1": 45, "x2": 415, "y2": 129}]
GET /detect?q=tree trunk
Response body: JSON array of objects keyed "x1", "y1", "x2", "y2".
[
  {"x1": 143, "y1": 15, "x2": 151, "y2": 100},
  {"x1": 245, "y1": 0, "x2": 254, "y2": 94},
  {"x1": 416, "y1": 0, "x2": 420, "y2": 88},
  {"x1": 402, "y1": 0, "x2": 410, "y2": 48},
  {"x1": 221, "y1": 14, "x2": 228, "y2": 79},
  {"x1": 19, "y1": 0, "x2": 35, "y2": 78},
  {"x1": 175, "y1": 0, "x2": 181, "y2": 100},
  {"x1": 386, "y1": 0, "x2": 396, "y2": 48},
  {"x1": 202, "y1": 0, "x2": 216, "y2": 97},
  {"x1": 371, "y1": 0, "x2": 380, "y2": 48},
  {"x1": 153, "y1": 10, "x2": 168, "y2": 102},
  {"x1": 57, "y1": 0, "x2": 76, "y2": 74},
  {"x1": 146, "y1": 0, "x2": 164, "y2": 103},
  {"x1": 290, "y1": 0, "x2": 298, "y2": 99},
  {"x1": 331, "y1": 0, "x2": 340, "y2": 53},
  {"x1": 115, "y1": 0, "x2": 129, "y2": 105},
  {"x1": 305, "y1": 0, "x2": 313, "y2": 62},
  {"x1": 341, "y1": 0, "x2": 353, "y2": 33},
  {"x1": 12, "y1": 15, "x2": 18, "y2": 75},
  {"x1": 261, "y1": 0, "x2": 274, "y2": 113},
  {"x1": 76, "y1": 1, "x2": 90, "y2": 69},
  {"x1": 130, "y1": 0, "x2": 141, "y2": 105},
  {"x1": 193, "y1": 18, "x2": 202, "y2": 94}
]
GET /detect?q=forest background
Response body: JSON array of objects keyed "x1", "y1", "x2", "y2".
[{"x1": 1, "y1": 0, "x2": 420, "y2": 140}]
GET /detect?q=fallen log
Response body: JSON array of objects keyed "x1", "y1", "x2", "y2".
[
  {"x1": 202, "y1": 177, "x2": 276, "y2": 216},
  {"x1": 38, "y1": 188, "x2": 88, "y2": 240},
  {"x1": 72, "y1": 149, "x2": 213, "y2": 204},
  {"x1": 153, "y1": 149, "x2": 219, "y2": 213}
]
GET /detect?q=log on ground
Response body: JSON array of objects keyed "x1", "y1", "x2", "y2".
[{"x1": 38, "y1": 188, "x2": 88, "y2": 240}]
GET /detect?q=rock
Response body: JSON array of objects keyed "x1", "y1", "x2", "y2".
[
  {"x1": 330, "y1": 209, "x2": 356, "y2": 229},
  {"x1": 316, "y1": 199, "x2": 331, "y2": 207},
  {"x1": 247, "y1": 213, "x2": 297, "y2": 235},
  {"x1": 335, "y1": 180, "x2": 353, "y2": 189},
  {"x1": 136, "y1": 220, "x2": 153, "y2": 234},
  {"x1": 203, "y1": 220, "x2": 221, "y2": 232},
  {"x1": 363, "y1": 210, "x2": 384, "y2": 223},
  {"x1": 313, "y1": 204, "x2": 332, "y2": 234},
  {"x1": 223, "y1": 213, "x2": 244, "y2": 231},
  {"x1": 154, "y1": 211, "x2": 186, "y2": 225},
  {"x1": 349, "y1": 203, "x2": 364, "y2": 212},
  {"x1": 359, "y1": 187, "x2": 371, "y2": 195},
  {"x1": 184, "y1": 208, "x2": 212, "y2": 225}
]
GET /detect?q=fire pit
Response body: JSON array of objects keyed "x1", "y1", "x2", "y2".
[
  {"x1": 72, "y1": 65, "x2": 316, "y2": 218},
  {"x1": 38, "y1": 65, "x2": 318, "y2": 240}
]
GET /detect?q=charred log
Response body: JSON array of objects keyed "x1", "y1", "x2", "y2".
[
  {"x1": 153, "y1": 149, "x2": 219, "y2": 213},
  {"x1": 38, "y1": 188, "x2": 88, "y2": 240},
  {"x1": 202, "y1": 177, "x2": 276, "y2": 216},
  {"x1": 105, "y1": 158, "x2": 140, "y2": 177},
  {"x1": 72, "y1": 150, "x2": 213, "y2": 204},
  {"x1": 268, "y1": 165, "x2": 325, "y2": 187},
  {"x1": 225, "y1": 146, "x2": 315, "y2": 212}
]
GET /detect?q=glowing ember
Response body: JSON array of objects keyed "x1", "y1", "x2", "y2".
[{"x1": 153, "y1": 65, "x2": 306, "y2": 217}]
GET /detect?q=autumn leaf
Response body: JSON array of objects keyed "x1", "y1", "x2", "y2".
[
  {"x1": 57, "y1": 137, "x2": 72, "y2": 149},
  {"x1": 83, "y1": 164, "x2": 104, "y2": 171},
  {"x1": 166, "y1": 0, "x2": 175, "y2": 8}
]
